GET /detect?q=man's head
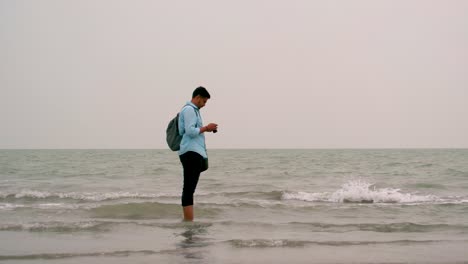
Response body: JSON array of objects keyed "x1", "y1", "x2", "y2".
[{"x1": 191, "y1": 86, "x2": 211, "y2": 109}]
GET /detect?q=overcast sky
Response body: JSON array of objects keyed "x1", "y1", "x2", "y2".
[{"x1": 1, "y1": 0, "x2": 467, "y2": 149}]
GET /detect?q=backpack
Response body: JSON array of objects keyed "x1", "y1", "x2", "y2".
[
  {"x1": 166, "y1": 105, "x2": 199, "y2": 151},
  {"x1": 166, "y1": 113, "x2": 182, "y2": 151}
]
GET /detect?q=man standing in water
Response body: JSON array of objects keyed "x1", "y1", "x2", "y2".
[{"x1": 178, "y1": 87, "x2": 218, "y2": 221}]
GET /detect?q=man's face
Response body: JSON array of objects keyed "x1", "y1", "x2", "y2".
[{"x1": 194, "y1": 96, "x2": 209, "y2": 109}]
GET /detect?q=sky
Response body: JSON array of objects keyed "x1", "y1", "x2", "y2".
[{"x1": 1, "y1": 0, "x2": 467, "y2": 149}]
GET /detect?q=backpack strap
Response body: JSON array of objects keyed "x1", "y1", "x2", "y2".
[{"x1": 181, "y1": 104, "x2": 199, "y2": 117}]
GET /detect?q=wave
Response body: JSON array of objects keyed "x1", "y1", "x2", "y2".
[
  {"x1": 0, "y1": 221, "x2": 114, "y2": 232},
  {"x1": 0, "y1": 202, "x2": 92, "y2": 211},
  {"x1": 217, "y1": 221, "x2": 468, "y2": 233},
  {"x1": 281, "y1": 179, "x2": 465, "y2": 205},
  {"x1": 207, "y1": 190, "x2": 284, "y2": 200},
  {"x1": 1, "y1": 240, "x2": 464, "y2": 261},
  {"x1": 2, "y1": 181, "x2": 466, "y2": 209},
  {"x1": 0, "y1": 203, "x2": 26, "y2": 210},
  {"x1": 0, "y1": 241, "x2": 463, "y2": 261},
  {"x1": 0, "y1": 190, "x2": 175, "y2": 202},
  {"x1": 407, "y1": 183, "x2": 447, "y2": 189},
  {"x1": 0, "y1": 250, "x2": 160, "y2": 261},
  {"x1": 5, "y1": 218, "x2": 465, "y2": 234},
  {"x1": 0, "y1": 220, "x2": 212, "y2": 233},
  {"x1": 228, "y1": 239, "x2": 309, "y2": 248},
  {"x1": 227, "y1": 239, "x2": 448, "y2": 248},
  {"x1": 290, "y1": 222, "x2": 468, "y2": 233}
]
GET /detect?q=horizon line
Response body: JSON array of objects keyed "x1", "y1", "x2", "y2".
[{"x1": 1, "y1": 147, "x2": 467, "y2": 150}]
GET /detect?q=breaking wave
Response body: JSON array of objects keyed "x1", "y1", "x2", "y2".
[
  {"x1": 281, "y1": 179, "x2": 465, "y2": 204},
  {"x1": 2, "y1": 181, "x2": 467, "y2": 212}
]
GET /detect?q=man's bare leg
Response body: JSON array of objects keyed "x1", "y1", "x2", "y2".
[{"x1": 183, "y1": 205, "x2": 194, "y2": 221}]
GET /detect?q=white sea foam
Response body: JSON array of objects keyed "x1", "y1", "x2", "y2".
[
  {"x1": 0, "y1": 221, "x2": 109, "y2": 232},
  {"x1": 0, "y1": 203, "x2": 25, "y2": 210},
  {"x1": 15, "y1": 190, "x2": 52, "y2": 199},
  {"x1": 282, "y1": 179, "x2": 442, "y2": 204},
  {"x1": 36, "y1": 203, "x2": 75, "y2": 209},
  {"x1": 0, "y1": 190, "x2": 176, "y2": 201},
  {"x1": 229, "y1": 239, "x2": 308, "y2": 248}
]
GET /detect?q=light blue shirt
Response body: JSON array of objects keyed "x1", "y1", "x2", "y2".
[{"x1": 178, "y1": 102, "x2": 207, "y2": 158}]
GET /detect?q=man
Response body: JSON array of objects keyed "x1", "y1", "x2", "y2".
[{"x1": 178, "y1": 86, "x2": 218, "y2": 221}]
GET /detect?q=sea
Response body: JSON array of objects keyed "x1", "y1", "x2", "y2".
[{"x1": 0, "y1": 149, "x2": 467, "y2": 264}]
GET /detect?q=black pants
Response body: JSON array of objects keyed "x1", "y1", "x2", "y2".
[{"x1": 179, "y1": 151, "x2": 204, "y2": 207}]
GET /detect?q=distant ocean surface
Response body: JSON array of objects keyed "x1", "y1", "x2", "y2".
[{"x1": 1, "y1": 149, "x2": 467, "y2": 263}]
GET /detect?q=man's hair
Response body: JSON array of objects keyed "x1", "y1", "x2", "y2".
[{"x1": 192, "y1": 86, "x2": 211, "y2": 99}]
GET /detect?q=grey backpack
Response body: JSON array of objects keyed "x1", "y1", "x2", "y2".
[
  {"x1": 166, "y1": 113, "x2": 182, "y2": 151},
  {"x1": 166, "y1": 105, "x2": 198, "y2": 151}
]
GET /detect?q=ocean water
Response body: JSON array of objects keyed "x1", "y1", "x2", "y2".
[{"x1": 0, "y1": 149, "x2": 467, "y2": 264}]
